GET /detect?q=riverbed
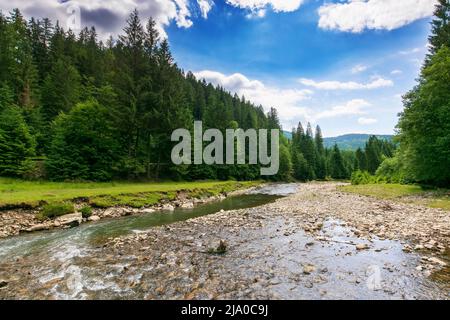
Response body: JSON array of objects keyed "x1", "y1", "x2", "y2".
[{"x1": 0, "y1": 183, "x2": 448, "y2": 300}]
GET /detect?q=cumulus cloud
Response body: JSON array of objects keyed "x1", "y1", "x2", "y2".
[
  {"x1": 197, "y1": 0, "x2": 214, "y2": 19},
  {"x1": 194, "y1": 70, "x2": 313, "y2": 128},
  {"x1": 0, "y1": 0, "x2": 211, "y2": 39},
  {"x1": 194, "y1": 70, "x2": 375, "y2": 129},
  {"x1": 358, "y1": 117, "x2": 378, "y2": 125},
  {"x1": 226, "y1": 0, "x2": 305, "y2": 13},
  {"x1": 299, "y1": 77, "x2": 393, "y2": 90},
  {"x1": 318, "y1": 0, "x2": 437, "y2": 33},
  {"x1": 313, "y1": 99, "x2": 370, "y2": 121}
]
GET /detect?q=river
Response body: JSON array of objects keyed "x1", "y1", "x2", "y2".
[{"x1": 0, "y1": 183, "x2": 448, "y2": 300}]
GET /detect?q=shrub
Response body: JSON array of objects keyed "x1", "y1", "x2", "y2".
[
  {"x1": 39, "y1": 203, "x2": 75, "y2": 219},
  {"x1": 80, "y1": 205, "x2": 93, "y2": 218},
  {"x1": 351, "y1": 170, "x2": 375, "y2": 185},
  {"x1": 0, "y1": 106, "x2": 36, "y2": 177}
]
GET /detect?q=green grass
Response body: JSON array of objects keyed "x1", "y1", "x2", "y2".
[
  {"x1": 0, "y1": 178, "x2": 261, "y2": 209},
  {"x1": 38, "y1": 203, "x2": 75, "y2": 220},
  {"x1": 340, "y1": 184, "x2": 450, "y2": 210}
]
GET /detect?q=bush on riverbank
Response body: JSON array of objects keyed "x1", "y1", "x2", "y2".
[
  {"x1": 39, "y1": 203, "x2": 75, "y2": 220},
  {"x1": 80, "y1": 206, "x2": 93, "y2": 218}
]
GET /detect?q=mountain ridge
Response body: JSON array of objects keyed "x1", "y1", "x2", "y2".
[{"x1": 283, "y1": 132, "x2": 394, "y2": 150}]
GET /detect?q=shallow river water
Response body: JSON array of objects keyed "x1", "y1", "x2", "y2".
[{"x1": 0, "y1": 184, "x2": 447, "y2": 300}]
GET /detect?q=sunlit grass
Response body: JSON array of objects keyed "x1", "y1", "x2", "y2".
[
  {"x1": 340, "y1": 184, "x2": 450, "y2": 211},
  {"x1": 0, "y1": 178, "x2": 261, "y2": 208}
]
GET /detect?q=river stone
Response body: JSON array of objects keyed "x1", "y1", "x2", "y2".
[
  {"x1": 88, "y1": 215, "x2": 101, "y2": 222},
  {"x1": 55, "y1": 212, "x2": 82, "y2": 227},
  {"x1": 303, "y1": 264, "x2": 316, "y2": 274},
  {"x1": 180, "y1": 202, "x2": 194, "y2": 209},
  {"x1": 26, "y1": 223, "x2": 50, "y2": 232},
  {"x1": 0, "y1": 279, "x2": 7, "y2": 288},
  {"x1": 162, "y1": 204, "x2": 175, "y2": 211},
  {"x1": 428, "y1": 257, "x2": 447, "y2": 266},
  {"x1": 356, "y1": 243, "x2": 369, "y2": 250},
  {"x1": 142, "y1": 208, "x2": 156, "y2": 214}
]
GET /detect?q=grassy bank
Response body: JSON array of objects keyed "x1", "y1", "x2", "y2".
[
  {"x1": 0, "y1": 178, "x2": 261, "y2": 209},
  {"x1": 340, "y1": 184, "x2": 450, "y2": 210}
]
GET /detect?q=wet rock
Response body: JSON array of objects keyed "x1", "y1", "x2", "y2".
[
  {"x1": 25, "y1": 223, "x2": 50, "y2": 232},
  {"x1": 208, "y1": 240, "x2": 228, "y2": 255},
  {"x1": 0, "y1": 279, "x2": 8, "y2": 288},
  {"x1": 355, "y1": 243, "x2": 369, "y2": 251},
  {"x1": 142, "y1": 209, "x2": 155, "y2": 214},
  {"x1": 55, "y1": 213, "x2": 82, "y2": 227},
  {"x1": 103, "y1": 208, "x2": 115, "y2": 217},
  {"x1": 88, "y1": 215, "x2": 101, "y2": 222},
  {"x1": 162, "y1": 204, "x2": 175, "y2": 211},
  {"x1": 303, "y1": 264, "x2": 316, "y2": 274},
  {"x1": 180, "y1": 202, "x2": 194, "y2": 209}
]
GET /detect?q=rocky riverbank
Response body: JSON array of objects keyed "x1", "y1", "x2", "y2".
[
  {"x1": 0, "y1": 182, "x2": 447, "y2": 300},
  {"x1": 0, "y1": 185, "x2": 260, "y2": 239}
]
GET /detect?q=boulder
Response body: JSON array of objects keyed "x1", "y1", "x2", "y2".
[
  {"x1": 25, "y1": 223, "x2": 51, "y2": 232},
  {"x1": 55, "y1": 212, "x2": 82, "y2": 227},
  {"x1": 180, "y1": 202, "x2": 194, "y2": 209},
  {"x1": 0, "y1": 279, "x2": 7, "y2": 288},
  {"x1": 162, "y1": 204, "x2": 175, "y2": 211},
  {"x1": 355, "y1": 243, "x2": 369, "y2": 250},
  {"x1": 88, "y1": 215, "x2": 101, "y2": 222},
  {"x1": 142, "y1": 208, "x2": 156, "y2": 214}
]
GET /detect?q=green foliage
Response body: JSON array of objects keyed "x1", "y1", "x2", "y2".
[
  {"x1": 80, "y1": 205, "x2": 93, "y2": 218},
  {"x1": 397, "y1": 46, "x2": 450, "y2": 186},
  {"x1": 276, "y1": 144, "x2": 293, "y2": 181},
  {"x1": 375, "y1": 156, "x2": 406, "y2": 184},
  {"x1": 46, "y1": 100, "x2": 119, "y2": 181},
  {"x1": 0, "y1": 106, "x2": 36, "y2": 176},
  {"x1": 329, "y1": 144, "x2": 348, "y2": 180},
  {"x1": 39, "y1": 202, "x2": 74, "y2": 219},
  {"x1": 396, "y1": 2, "x2": 450, "y2": 187}
]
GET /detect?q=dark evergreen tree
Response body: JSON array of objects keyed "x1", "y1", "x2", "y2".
[{"x1": 0, "y1": 105, "x2": 36, "y2": 176}]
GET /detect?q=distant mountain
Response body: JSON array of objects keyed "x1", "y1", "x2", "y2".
[
  {"x1": 324, "y1": 134, "x2": 394, "y2": 150},
  {"x1": 282, "y1": 132, "x2": 394, "y2": 151}
]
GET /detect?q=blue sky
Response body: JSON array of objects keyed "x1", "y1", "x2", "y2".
[{"x1": 0, "y1": 0, "x2": 437, "y2": 137}]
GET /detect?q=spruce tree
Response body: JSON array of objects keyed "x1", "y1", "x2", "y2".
[{"x1": 0, "y1": 106, "x2": 36, "y2": 176}]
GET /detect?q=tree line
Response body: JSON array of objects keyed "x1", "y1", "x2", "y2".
[
  {"x1": 353, "y1": 0, "x2": 450, "y2": 187},
  {"x1": 0, "y1": 8, "x2": 399, "y2": 182}
]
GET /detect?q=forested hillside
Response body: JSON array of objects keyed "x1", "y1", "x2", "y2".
[
  {"x1": 0, "y1": 9, "x2": 280, "y2": 181},
  {"x1": 395, "y1": 0, "x2": 450, "y2": 186},
  {"x1": 0, "y1": 9, "x2": 398, "y2": 182},
  {"x1": 323, "y1": 134, "x2": 394, "y2": 151}
]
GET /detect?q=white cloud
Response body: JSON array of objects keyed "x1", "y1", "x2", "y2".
[
  {"x1": 358, "y1": 117, "x2": 378, "y2": 125},
  {"x1": 399, "y1": 47, "x2": 421, "y2": 55},
  {"x1": 197, "y1": 0, "x2": 214, "y2": 19},
  {"x1": 351, "y1": 64, "x2": 368, "y2": 74},
  {"x1": 0, "y1": 0, "x2": 210, "y2": 39},
  {"x1": 194, "y1": 70, "x2": 313, "y2": 128},
  {"x1": 299, "y1": 77, "x2": 393, "y2": 90},
  {"x1": 226, "y1": 0, "x2": 305, "y2": 13},
  {"x1": 194, "y1": 70, "x2": 375, "y2": 129},
  {"x1": 313, "y1": 99, "x2": 370, "y2": 121},
  {"x1": 391, "y1": 69, "x2": 403, "y2": 75},
  {"x1": 318, "y1": 0, "x2": 437, "y2": 33}
]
